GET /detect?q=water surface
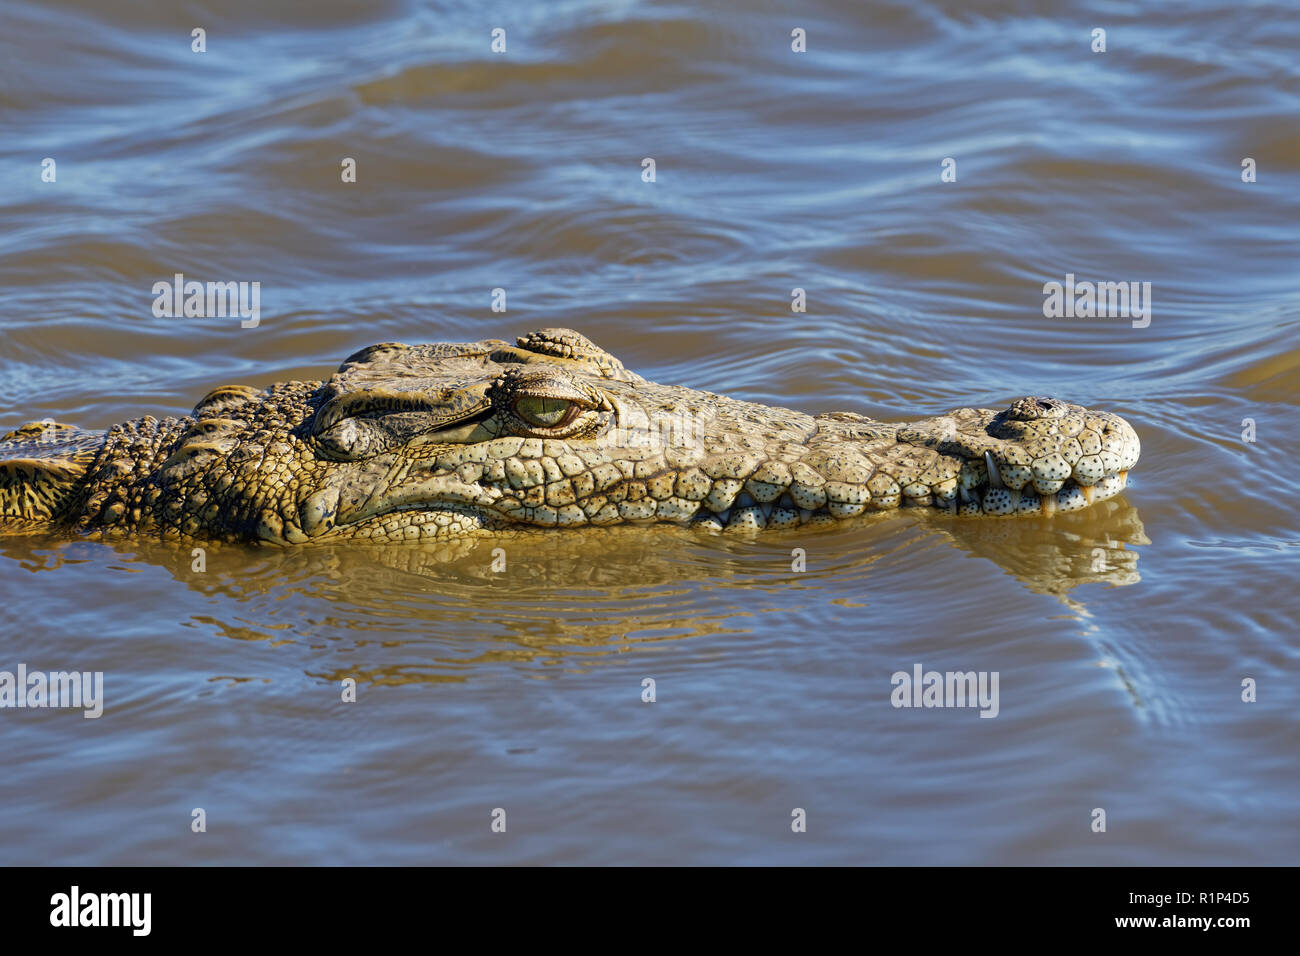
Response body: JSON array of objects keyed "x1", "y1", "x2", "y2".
[{"x1": 1, "y1": 0, "x2": 1297, "y2": 864}]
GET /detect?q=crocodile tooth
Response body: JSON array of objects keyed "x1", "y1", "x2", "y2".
[
  {"x1": 984, "y1": 451, "x2": 1004, "y2": 489},
  {"x1": 694, "y1": 513, "x2": 724, "y2": 531}
]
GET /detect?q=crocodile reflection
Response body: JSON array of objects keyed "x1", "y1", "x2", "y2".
[{"x1": 0, "y1": 500, "x2": 1147, "y2": 681}]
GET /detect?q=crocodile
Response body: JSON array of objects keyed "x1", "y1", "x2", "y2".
[{"x1": 0, "y1": 328, "x2": 1139, "y2": 544}]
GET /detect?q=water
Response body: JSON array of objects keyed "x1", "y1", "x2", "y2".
[{"x1": 1, "y1": 0, "x2": 1297, "y2": 864}]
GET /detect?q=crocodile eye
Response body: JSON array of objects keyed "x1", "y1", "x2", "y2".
[
  {"x1": 486, "y1": 368, "x2": 611, "y2": 439},
  {"x1": 514, "y1": 396, "x2": 579, "y2": 429}
]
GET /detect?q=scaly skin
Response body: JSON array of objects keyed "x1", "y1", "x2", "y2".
[{"x1": 0, "y1": 328, "x2": 1139, "y2": 543}]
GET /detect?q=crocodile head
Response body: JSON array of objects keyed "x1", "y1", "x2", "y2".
[{"x1": 0, "y1": 328, "x2": 1139, "y2": 543}]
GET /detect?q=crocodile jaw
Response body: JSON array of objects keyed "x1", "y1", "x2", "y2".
[{"x1": 298, "y1": 402, "x2": 1139, "y2": 542}]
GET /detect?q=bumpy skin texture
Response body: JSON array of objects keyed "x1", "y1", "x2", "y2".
[{"x1": 0, "y1": 328, "x2": 1140, "y2": 544}]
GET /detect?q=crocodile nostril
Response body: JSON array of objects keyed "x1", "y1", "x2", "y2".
[{"x1": 1005, "y1": 396, "x2": 1069, "y2": 420}]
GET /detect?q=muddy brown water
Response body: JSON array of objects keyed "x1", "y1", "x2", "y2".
[{"x1": 1, "y1": 0, "x2": 1297, "y2": 864}]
